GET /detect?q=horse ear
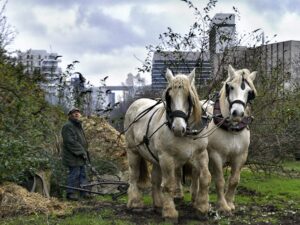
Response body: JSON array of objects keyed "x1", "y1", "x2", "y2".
[
  {"x1": 249, "y1": 71, "x2": 257, "y2": 81},
  {"x1": 228, "y1": 64, "x2": 235, "y2": 81},
  {"x1": 165, "y1": 68, "x2": 174, "y2": 82},
  {"x1": 188, "y1": 68, "x2": 196, "y2": 84}
]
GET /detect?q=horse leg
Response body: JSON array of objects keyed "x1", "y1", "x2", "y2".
[
  {"x1": 192, "y1": 150, "x2": 211, "y2": 214},
  {"x1": 225, "y1": 157, "x2": 246, "y2": 210},
  {"x1": 174, "y1": 167, "x2": 184, "y2": 202},
  {"x1": 210, "y1": 154, "x2": 231, "y2": 212},
  {"x1": 151, "y1": 163, "x2": 163, "y2": 210},
  {"x1": 190, "y1": 165, "x2": 199, "y2": 204},
  {"x1": 160, "y1": 158, "x2": 178, "y2": 222},
  {"x1": 127, "y1": 149, "x2": 144, "y2": 208}
]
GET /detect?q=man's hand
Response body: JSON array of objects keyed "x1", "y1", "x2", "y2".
[{"x1": 82, "y1": 153, "x2": 88, "y2": 161}]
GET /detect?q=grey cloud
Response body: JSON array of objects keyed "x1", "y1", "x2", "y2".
[
  {"x1": 247, "y1": 0, "x2": 300, "y2": 16},
  {"x1": 9, "y1": 0, "x2": 186, "y2": 55},
  {"x1": 75, "y1": 6, "x2": 145, "y2": 50},
  {"x1": 15, "y1": 0, "x2": 174, "y2": 8},
  {"x1": 129, "y1": 5, "x2": 175, "y2": 43},
  {"x1": 7, "y1": 2, "x2": 47, "y2": 37}
]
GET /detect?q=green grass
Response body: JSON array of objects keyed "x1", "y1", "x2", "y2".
[
  {"x1": 282, "y1": 160, "x2": 300, "y2": 172},
  {"x1": 1, "y1": 211, "x2": 132, "y2": 225},
  {"x1": 238, "y1": 169, "x2": 300, "y2": 207},
  {"x1": 1, "y1": 161, "x2": 299, "y2": 225}
]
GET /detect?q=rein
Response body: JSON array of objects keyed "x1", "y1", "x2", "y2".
[
  {"x1": 119, "y1": 99, "x2": 163, "y2": 135},
  {"x1": 192, "y1": 91, "x2": 254, "y2": 140},
  {"x1": 187, "y1": 92, "x2": 221, "y2": 140},
  {"x1": 120, "y1": 99, "x2": 167, "y2": 163},
  {"x1": 121, "y1": 87, "x2": 197, "y2": 163},
  {"x1": 138, "y1": 89, "x2": 194, "y2": 163}
]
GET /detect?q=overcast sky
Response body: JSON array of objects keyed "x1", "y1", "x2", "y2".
[{"x1": 5, "y1": 0, "x2": 300, "y2": 86}]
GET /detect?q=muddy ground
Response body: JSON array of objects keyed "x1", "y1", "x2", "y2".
[{"x1": 70, "y1": 197, "x2": 299, "y2": 225}]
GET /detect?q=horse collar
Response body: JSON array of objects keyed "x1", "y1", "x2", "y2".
[{"x1": 213, "y1": 96, "x2": 253, "y2": 132}]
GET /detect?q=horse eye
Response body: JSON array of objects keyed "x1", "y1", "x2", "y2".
[{"x1": 230, "y1": 86, "x2": 234, "y2": 90}]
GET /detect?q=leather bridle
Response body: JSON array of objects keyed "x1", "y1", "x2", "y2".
[{"x1": 164, "y1": 87, "x2": 193, "y2": 129}]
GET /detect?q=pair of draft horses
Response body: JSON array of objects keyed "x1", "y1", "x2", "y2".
[{"x1": 124, "y1": 65, "x2": 257, "y2": 222}]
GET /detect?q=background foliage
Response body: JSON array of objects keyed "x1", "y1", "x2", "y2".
[{"x1": 0, "y1": 54, "x2": 65, "y2": 183}]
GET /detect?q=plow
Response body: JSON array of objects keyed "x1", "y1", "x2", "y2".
[{"x1": 60, "y1": 158, "x2": 128, "y2": 200}]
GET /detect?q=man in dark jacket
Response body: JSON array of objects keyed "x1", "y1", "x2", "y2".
[{"x1": 62, "y1": 107, "x2": 89, "y2": 200}]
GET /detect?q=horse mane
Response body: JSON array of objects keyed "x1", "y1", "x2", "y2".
[
  {"x1": 163, "y1": 74, "x2": 202, "y2": 125},
  {"x1": 235, "y1": 69, "x2": 257, "y2": 95}
]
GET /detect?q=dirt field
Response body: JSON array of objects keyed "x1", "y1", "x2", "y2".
[
  {"x1": 71, "y1": 195, "x2": 299, "y2": 225},
  {"x1": 0, "y1": 183, "x2": 299, "y2": 224}
]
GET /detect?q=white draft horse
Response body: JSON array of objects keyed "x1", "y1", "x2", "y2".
[
  {"x1": 124, "y1": 69, "x2": 211, "y2": 222},
  {"x1": 197, "y1": 65, "x2": 257, "y2": 212}
]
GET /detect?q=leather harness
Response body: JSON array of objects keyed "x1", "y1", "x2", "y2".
[{"x1": 213, "y1": 95, "x2": 253, "y2": 132}]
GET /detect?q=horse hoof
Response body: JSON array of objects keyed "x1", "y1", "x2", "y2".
[
  {"x1": 127, "y1": 200, "x2": 144, "y2": 209},
  {"x1": 227, "y1": 202, "x2": 236, "y2": 211},
  {"x1": 195, "y1": 206, "x2": 210, "y2": 214},
  {"x1": 193, "y1": 201, "x2": 210, "y2": 213},
  {"x1": 217, "y1": 209, "x2": 233, "y2": 216},
  {"x1": 163, "y1": 209, "x2": 179, "y2": 224},
  {"x1": 217, "y1": 201, "x2": 232, "y2": 214},
  {"x1": 164, "y1": 217, "x2": 178, "y2": 224}
]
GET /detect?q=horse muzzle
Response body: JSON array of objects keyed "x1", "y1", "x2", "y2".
[
  {"x1": 230, "y1": 103, "x2": 245, "y2": 122},
  {"x1": 171, "y1": 118, "x2": 187, "y2": 137}
]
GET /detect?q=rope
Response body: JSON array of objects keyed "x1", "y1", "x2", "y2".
[{"x1": 193, "y1": 116, "x2": 227, "y2": 140}]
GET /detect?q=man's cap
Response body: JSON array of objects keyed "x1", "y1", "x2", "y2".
[{"x1": 68, "y1": 108, "x2": 81, "y2": 115}]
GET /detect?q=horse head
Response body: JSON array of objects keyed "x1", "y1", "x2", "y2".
[
  {"x1": 220, "y1": 65, "x2": 257, "y2": 124},
  {"x1": 163, "y1": 68, "x2": 201, "y2": 137}
]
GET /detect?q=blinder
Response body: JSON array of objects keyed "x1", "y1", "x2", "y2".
[
  {"x1": 247, "y1": 90, "x2": 255, "y2": 102},
  {"x1": 225, "y1": 79, "x2": 256, "y2": 110},
  {"x1": 225, "y1": 83, "x2": 231, "y2": 97}
]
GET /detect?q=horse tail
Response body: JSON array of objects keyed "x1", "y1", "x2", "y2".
[{"x1": 138, "y1": 158, "x2": 150, "y2": 188}]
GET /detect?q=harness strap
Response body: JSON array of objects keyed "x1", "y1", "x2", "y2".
[
  {"x1": 120, "y1": 99, "x2": 162, "y2": 135},
  {"x1": 137, "y1": 108, "x2": 162, "y2": 163},
  {"x1": 185, "y1": 108, "x2": 211, "y2": 136},
  {"x1": 214, "y1": 97, "x2": 253, "y2": 132},
  {"x1": 229, "y1": 99, "x2": 246, "y2": 109},
  {"x1": 170, "y1": 110, "x2": 189, "y2": 120}
]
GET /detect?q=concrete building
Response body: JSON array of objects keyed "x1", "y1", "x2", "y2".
[
  {"x1": 151, "y1": 11, "x2": 300, "y2": 92},
  {"x1": 151, "y1": 51, "x2": 211, "y2": 91},
  {"x1": 209, "y1": 13, "x2": 236, "y2": 54},
  {"x1": 151, "y1": 13, "x2": 236, "y2": 92},
  {"x1": 17, "y1": 49, "x2": 62, "y2": 76},
  {"x1": 17, "y1": 49, "x2": 62, "y2": 104},
  {"x1": 212, "y1": 40, "x2": 300, "y2": 88}
]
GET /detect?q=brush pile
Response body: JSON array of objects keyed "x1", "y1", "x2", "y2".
[
  {"x1": 0, "y1": 182, "x2": 72, "y2": 217},
  {"x1": 83, "y1": 116, "x2": 128, "y2": 172}
]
